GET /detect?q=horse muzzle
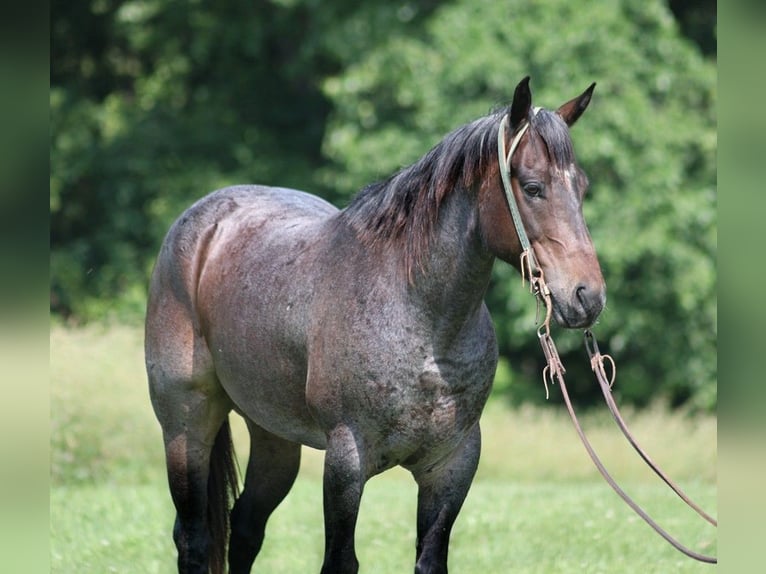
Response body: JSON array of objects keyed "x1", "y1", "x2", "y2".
[{"x1": 551, "y1": 282, "x2": 606, "y2": 329}]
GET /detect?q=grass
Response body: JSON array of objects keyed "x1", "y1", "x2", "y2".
[{"x1": 50, "y1": 323, "x2": 717, "y2": 572}]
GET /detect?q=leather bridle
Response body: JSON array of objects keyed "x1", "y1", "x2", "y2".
[{"x1": 497, "y1": 112, "x2": 717, "y2": 564}]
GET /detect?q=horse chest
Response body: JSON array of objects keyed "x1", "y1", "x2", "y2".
[
  {"x1": 412, "y1": 356, "x2": 493, "y2": 430},
  {"x1": 335, "y1": 354, "x2": 488, "y2": 474},
  {"x1": 353, "y1": 348, "x2": 495, "y2": 459}
]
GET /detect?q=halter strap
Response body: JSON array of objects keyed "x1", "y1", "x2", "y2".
[{"x1": 497, "y1": 108, "x2": 541, "y2": 278}]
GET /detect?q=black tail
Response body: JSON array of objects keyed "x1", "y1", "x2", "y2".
[{"x1": 207, "y1": 417, "x2": 240, "y2": 574}]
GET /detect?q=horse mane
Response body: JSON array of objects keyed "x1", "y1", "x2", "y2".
[{"x1": 338, "y1": 106, "x2": 575, "y2": 278}]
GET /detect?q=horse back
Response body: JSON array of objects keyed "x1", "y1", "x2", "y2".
[{"x1": 150, "y1": 184, "x2": 335, "y2": 317}]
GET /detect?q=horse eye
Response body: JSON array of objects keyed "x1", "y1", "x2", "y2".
[{"x1": 523, "y1": 182, "x2": 543, "y2": 197}]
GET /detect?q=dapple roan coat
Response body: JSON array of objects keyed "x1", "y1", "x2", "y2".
[{"x1": 145, "y1": 77, "x2": 605, "y2": 574}]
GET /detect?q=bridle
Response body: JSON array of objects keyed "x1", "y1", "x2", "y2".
[
  {"x1": 497, "y1": 112, "x2": 718, "y2": 564},
  {"x1": 497, "y1": 110, "x2": 566, "y2": 395}
]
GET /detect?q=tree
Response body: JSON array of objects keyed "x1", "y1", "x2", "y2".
[
  {"x1": 50, "y1": 0, "x2": 444, "y2": 320},
  {"x1": 320, "y1": 0, "x2": 716, "y2": 409},
  {"x1": 50, "y1": 0, "x2": 716, "y2": 409},
  {"x1": 668, "y1": 0, "x2": 716, "y2": 58}
]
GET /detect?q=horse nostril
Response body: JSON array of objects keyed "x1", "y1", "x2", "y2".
[
  {"x1": 575, "y1": 284, "x2": 588, "y2": 306},
  {"x1": 574, "y1": 283, "x2": 605, "y2": 322}
]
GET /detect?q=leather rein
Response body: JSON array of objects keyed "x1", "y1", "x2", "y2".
[{"x1": 497, "y1": 113, "x2": 717, "y2": 564}]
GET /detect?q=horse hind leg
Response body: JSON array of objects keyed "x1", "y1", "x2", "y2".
[
  {"x1": 409, "y1": 423, "x2": 481, "y2": 574},
  {"x1": 147, "y1": 294, "x2": 237, "y2": 573},
  {"x1": 228, "y1": 420, "x2": 301, "y2": 574},
  {"x1": 150, "y1": 369, "x2": 236, "y2": 574}
]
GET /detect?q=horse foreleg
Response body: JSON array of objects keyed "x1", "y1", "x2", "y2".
[
  {"x1": 320, "y1": 424, "x2": 365, "y2": 574},
  {"x1": 228, "y1": 420, "x2": 301, "y2": 574},
  {"x1": 411, "y1": 423, "x2": 481, "y2": 574}
]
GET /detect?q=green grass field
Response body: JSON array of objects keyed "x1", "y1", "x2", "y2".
[{"x1": 50, "y1": 324, "x2": 717, "y2": 573}]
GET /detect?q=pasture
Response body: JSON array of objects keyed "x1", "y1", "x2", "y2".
[{"x1": 50, "y1": 323, "x2": 716, "y2": 572}]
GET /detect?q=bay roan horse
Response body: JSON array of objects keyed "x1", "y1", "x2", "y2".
[{"x1": 146, "y1": 77, "x2": 606, "y2": 574}]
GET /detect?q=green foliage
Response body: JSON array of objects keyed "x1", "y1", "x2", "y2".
[
  {"x1": 51, "y1": 0, "x2": 338, "y2": 320},
  {"x1": 320, "y1": 0, "x2": 716, "y2": 410},
  {"x1": 51, "y1": 0, "x2": 716, "y2": 409},
  {"x1": 50, "y1": 0, "x2": 440, "y2": 320}
]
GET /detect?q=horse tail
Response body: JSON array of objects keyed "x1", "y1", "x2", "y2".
[{"x1": 207, "y1": 417, "x2": 240, "y2": 574}]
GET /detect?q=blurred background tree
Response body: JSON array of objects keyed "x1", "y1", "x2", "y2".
[{"x1": 50, "y1": 0, "x2": 716, "y2": 410}]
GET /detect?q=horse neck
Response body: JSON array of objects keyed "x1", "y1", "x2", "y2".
[{"x1": 409, "y1": 188, "x2": 495, "y2": 342}]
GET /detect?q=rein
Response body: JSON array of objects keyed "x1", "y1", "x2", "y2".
[{"x1": 497, "y1": 114, "x2": 717, "y2": 564}]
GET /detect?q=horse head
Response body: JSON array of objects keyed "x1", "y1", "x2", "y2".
[{"x1": 480, "y1": 77, "x2": 605, "y2": 328}]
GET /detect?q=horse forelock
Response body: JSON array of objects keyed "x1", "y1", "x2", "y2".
[
  {"x1": 340, "y1": 113, "x2": 502, "y2": 278},
  {"x1": 528, "y1": 108, "x2": 577, "y2": 170}
]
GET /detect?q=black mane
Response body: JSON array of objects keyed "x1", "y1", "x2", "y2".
[{"x1": 339, "y1": 106, "x2": 576, "y2": 276}]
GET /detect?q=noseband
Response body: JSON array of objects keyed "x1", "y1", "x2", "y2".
[{"x1": 496, "y1": 112, "x2": 717, "y2": 564}]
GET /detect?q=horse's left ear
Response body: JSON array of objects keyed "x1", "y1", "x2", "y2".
[
  {"x1": 557, "y1": 82, "x2": 596, "y2": 126},
  {"x1": 509, "y1": 76, "x2": 532, "y2": 128}
]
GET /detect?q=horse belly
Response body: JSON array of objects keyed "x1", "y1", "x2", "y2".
[
  {"x1": 216, "y1": 345, "x2": 326, "y2": 449},
  {"x1": 202, "y1": 271, "x2": 328, "y2": 447}
]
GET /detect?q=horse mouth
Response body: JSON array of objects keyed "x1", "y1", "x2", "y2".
[{"x1": 552, "y1": 305, "x2": 593, "y2": 329}]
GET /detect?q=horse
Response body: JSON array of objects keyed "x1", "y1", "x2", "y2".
[{"x1": 145, "y1": 76, "x2": 606, "y2": 574}]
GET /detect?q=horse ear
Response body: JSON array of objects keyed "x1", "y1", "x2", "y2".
[
  {"x1": 509, "y1": 76, "x2": 532, "y2": 128},
  {"x1": 557, "y1": 82, "x2": 596, "y2": 126}
]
